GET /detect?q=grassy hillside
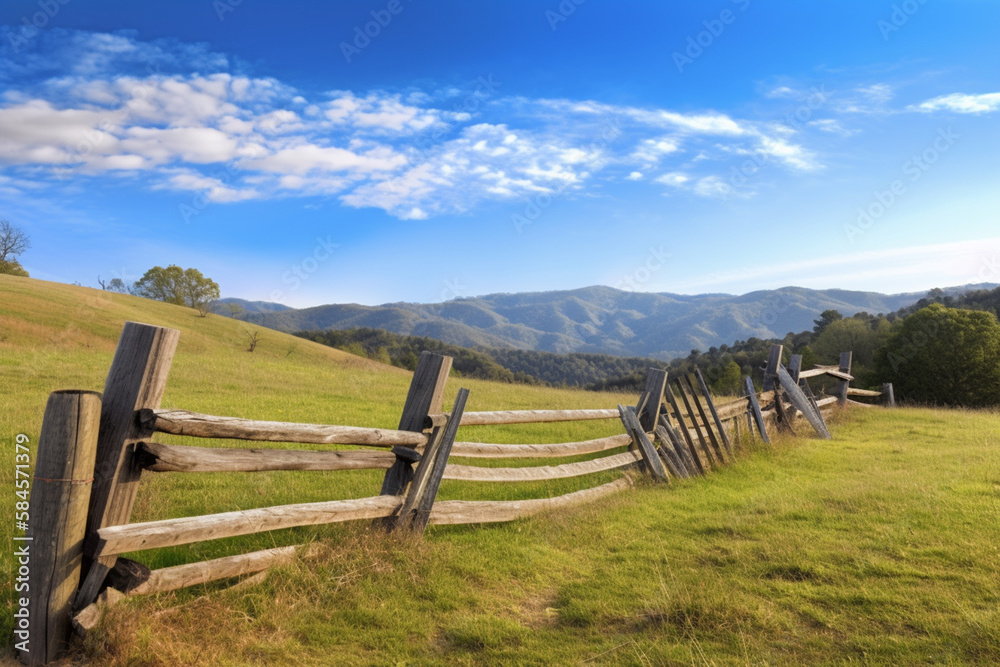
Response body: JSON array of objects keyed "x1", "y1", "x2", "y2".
[{"x1": 2, "y1": 275, "x2": 999, "y2": 665}]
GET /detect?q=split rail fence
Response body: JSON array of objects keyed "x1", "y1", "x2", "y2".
[{"x1": 18, "y1": 323, "x2": 893, "y2": 665}]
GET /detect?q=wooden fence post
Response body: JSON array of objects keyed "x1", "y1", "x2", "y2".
[
  {"x1": 682, "y1": 374, "x2": 728, "y2": 464},
  {"x1": 882, "y1": 382, "x2": 896, "y2": 407},
  {"x1": 380, "y1": 351, "x2": 452, "y2": 496},
  {"x1": 672, "y1": 378, "x2": 718, "y2": 468},
  {"x1": 653, "y1": 425, "x2": 689, "y2": 478},
  {"x1": 693, "y1": 368, "x2": 733, "y2": 457},
  {"x1": 788, "y1": 354, "x2": 802, "y2": 384},
  {"x1": 776, "y1": 366, "x2": 831, "y2": 440},
  {"x1": 658, "y1": 416, "x2": 698, "y2": 476},
  {"x1": 395, "y1": 388, "x2": 470, "y2": 533},
  {"x1": 837, "y1": 351, "x2": 853, "y2": 406},
  {"x1": 663, "y1": 384, "x2": 706, "y2": 475},
  {"x1": 619, "y1": 406, "x2": 668, "y2": 482},
  {"x1": 762, "y1": 344, "x2": 784, "y2": 392},
  {"x1": 77, "y1": 322, "x2": 180, "y2": 609},
  {"x1": 744, "y1": 376, "x2": 771, "y2": 445},
  {"x1": 635, "y1": 369, "x2": 668, "y2": 432},
  {"x1": 19, "y1": 391, "x2": 101, "y2": 666}
]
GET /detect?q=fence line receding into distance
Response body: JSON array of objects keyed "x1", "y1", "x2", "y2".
[{"x1": 19, "y1": 322, "x2": 893, "y2": 665}]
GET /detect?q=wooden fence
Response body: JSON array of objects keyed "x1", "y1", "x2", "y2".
[{"x1": 17, "y1": 323, "x2": 892, "y2": 665}]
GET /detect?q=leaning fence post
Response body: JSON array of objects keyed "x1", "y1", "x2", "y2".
[
  {"x1": 837, "y1": 351, "x2": 853, "y2": 406},
  {"x1": 693, "y1": 368, "x2": 733, "y2": 457},
  {"x1": 683, "y1": 374, "x2": 728, "y2": 464},
  {"x1": 744, "y1": 376, "x2": 771, "y2": 445},
  {"x1": 619, "y1": 406, "x2": 668, "y2": 482},
  {"x1": 19, "y1": 391, "x2": 101, "y2": 666},
  {"x1": 663, "y1": 383, "x2": 706, "y2": 475},
  {"x1": 776, "y1": 366, "x2": 831, "y2": 440},
  {"x1": 396, "y1": 388, "x2": 470, "y2": 533},
  {"x1": 380, "y1": 351, "x2": 452, "y2": 497},
  {"x1": 762, "y1": 344, "x2": 784, "y2": 392},
  {"x1": 77, "y1": 322, "x2": 180, "y2": 609},
  {"x1": 673, "y1": 377, "x2": 718, "y2": 467},
  {"x1": 635, "y1": 368, "x2": 668, "y2": 432}
]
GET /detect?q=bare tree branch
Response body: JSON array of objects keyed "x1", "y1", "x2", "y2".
[{"x1": 0, "y1": 220, "x2": 30, "y2": 263}]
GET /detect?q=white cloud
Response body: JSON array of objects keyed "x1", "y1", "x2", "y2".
[
  {"x1": 911, "y1": 92, "x2": 1000, "y2": 114},
  {"x1": 808, "y1": 118, "x2": 853, "y2": 136},
  {"x1": 654, "y1": 172, "x2": 689, "y2": 187},
  {"x1": 0, "y1": 29, "x2": 843, "y2": 220}
]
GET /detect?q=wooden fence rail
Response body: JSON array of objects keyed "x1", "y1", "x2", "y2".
[{"x1": 19, "y1": 323, "x2": 892, "y2": 665}]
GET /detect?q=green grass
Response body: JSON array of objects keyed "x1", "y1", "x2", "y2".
[{"x1": 2, "y1": 275, "x2": 1000, "y2": 665}]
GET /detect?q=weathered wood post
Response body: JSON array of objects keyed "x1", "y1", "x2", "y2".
[
  {"x1": 658, "y1": 416, "x2": 698, "y2": 476},
  {"x1": 635, "y1": 369, "x2": 668, "y2": 432},
  {"x1": 837, "y1": 351, "x2": 853, "y2": 406},
  {"x1": 787, "y1": 354, "x2": 802, "y2": 384},
  {"x1": 19, "y1": 391, "x2": 101, "y2": 666},
  {"x1": 744, "y1": 376, "x2": 771, "y2": 445},
  {"x1": 380, "y1": 351, "x2": 452, "y2": 497},
  {"x1": 785, "y1": 354, "x2": 803, "y2": 422},
  {"x1": 693, "y1": 368, "x2": 733, "y2": 457},
  {"x1": 395, "y1": 388, "x2": 470, "y2": 533},
  {"x1": 663, "y1": 384, "x2": 706, "y2": 475},
  {"x1": 762, "y1": 344, "x2": 784, "y2": 392},
  {"x1": 683, "y1": 374, "x2": 727, "y2": 464},
  {"x1": 776, "y1": 366, "x2": 831, "y2": 440},
  {"x1": 619, "y1": 406, "x2": 668, "y2": 482},
  {"x1": 673, "y1": 378, "x2": 718, "y2": 467},
  {"x1": 653, "y1": 425, "x2": 689, "y2": 478},
  {"x1": 882, "y1": 382, "x2": 896, "y2": 407},
  {"x1": 77, "y1": 322, "x2": 180, "y2": 609}
]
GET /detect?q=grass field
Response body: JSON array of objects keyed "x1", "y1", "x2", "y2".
[{"x1": 2, "y1": 274, "x2": 999, "y2": 665}]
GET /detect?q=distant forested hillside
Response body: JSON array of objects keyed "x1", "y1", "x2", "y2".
[
  {"x1": 300, "y1": 286, "x2": 1000, "y2": 405},
  {"x1": 253, "y1": 284, "x2": 996, "y2": 360}
]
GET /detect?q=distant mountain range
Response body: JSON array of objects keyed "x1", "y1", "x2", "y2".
[{"x1": 221, "y1": 283, "x2": 997, "y2": 361}]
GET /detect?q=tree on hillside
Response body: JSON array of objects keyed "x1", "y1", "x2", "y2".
[
  {"x1": 812, "y1": 316, "x2": 891, "y2": 368},
  {"x1": 812, "y1": 309, "x2": 843, "y2": 337},
  {"x1": 873, "y1": 304, "x2": 1000, "y2": 407},
  {"x1": 133, "y1": 265, "x2": 220, "y2": 314},
  {"x1": 710, "y1": 360, "x2": 743, "y2": 397},
  {"x1": 0, "y1": 220, "x2": 30, "y2": 277}
]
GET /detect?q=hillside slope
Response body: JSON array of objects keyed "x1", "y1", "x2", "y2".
[
  {"x1": 2, "y1": 275, "x2": 998, "y2": 665},
  {"x1": 248, "y1": 284, "x2": 996, "y2": 359}
]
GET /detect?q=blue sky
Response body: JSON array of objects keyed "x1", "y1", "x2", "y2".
[{"x1": 1, "y1": 0, "x2": 998, "y2": 307}]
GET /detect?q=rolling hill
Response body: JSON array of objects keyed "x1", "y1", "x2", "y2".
[{"x1": 241, "y1": 283, "x2": 997, "y2": 360}]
